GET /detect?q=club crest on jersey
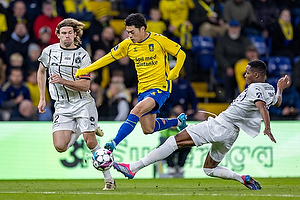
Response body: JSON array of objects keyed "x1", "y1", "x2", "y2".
[
  {"x1": 75, "y1": 56, "x2": 81, "y2": 64},
  {"x1": 113, "y1": 44, "x2": 119, "y2": 51},
  {"x1": 149, "y1": 44, "x2": 154, "y2": 52}
]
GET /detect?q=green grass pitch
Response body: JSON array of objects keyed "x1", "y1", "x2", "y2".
[{"x1": 0, "y1": 178, "x2": 299, "y2": 200}]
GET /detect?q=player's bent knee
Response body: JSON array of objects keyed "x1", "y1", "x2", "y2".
[
  {"x1": 54, "y1": 144, "x2": 67, "y2": 153},
  {"x1": 203, "y1": 168, "x2": 215, "y2": 177}
]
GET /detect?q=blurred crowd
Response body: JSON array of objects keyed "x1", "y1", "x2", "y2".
[{"x1": 0, "y1": 0, "x2": 300, "y2": 121}]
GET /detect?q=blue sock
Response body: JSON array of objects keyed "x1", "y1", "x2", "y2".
[
  {"x1": 153, "y1": 118, "x2": 179, "y2": 132},
  {"x1": 113, "y1": 114, "x2": 139, "y2": 145}
]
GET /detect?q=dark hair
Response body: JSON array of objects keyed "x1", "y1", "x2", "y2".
[
  {"x1": 248, "y1": 60, "x2": 267, "y2": 76},
  {"x1": 125, "y1": 13, "x2": 147, "y2": 29}
]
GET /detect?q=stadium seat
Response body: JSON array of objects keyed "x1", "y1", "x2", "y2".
[
  {"x1": 191, "y1": 36, "x2": 215, "y2": 71},
  {"x1": 248, "y1": 35, "x2": 267, "y2": 57},
  {"x1": 267, "y1": 56, "x2": 292, "y2": 77}
]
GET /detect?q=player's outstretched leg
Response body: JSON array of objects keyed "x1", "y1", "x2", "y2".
[
  {"x1": 177, "y1": 113, "x2": 187, "y2": 131},
  {"x1": 241, "y1": 175, "x2": 262, "y2": 190},
  {"x1": 113, "y1": 162, "x2": 136, "y2": 179}
]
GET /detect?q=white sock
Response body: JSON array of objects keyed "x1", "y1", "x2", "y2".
[
  {"x1": 102, "y1": 170, "x2": 114, "y2": 183},
  {"x1": 91, "y1": 144, "x2": 101, "y2": 154},
  {"x1": 130, "y1": 136, "x2": 178, "y2": 173},
  {"x1": 67, "y1": 128, "x2": 81, "y2": 149},
  {"x1": 203, "y1": 166, "x2": 243, "y2": 184}
]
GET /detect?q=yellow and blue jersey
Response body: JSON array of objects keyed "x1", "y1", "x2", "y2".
[{"x1": 110, "y1": 32, "x2": 181, "y2": 94}]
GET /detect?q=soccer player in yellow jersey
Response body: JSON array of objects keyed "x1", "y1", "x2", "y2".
[{"x1": 75, "y1": 13, "x2": 187, "y2": 151}]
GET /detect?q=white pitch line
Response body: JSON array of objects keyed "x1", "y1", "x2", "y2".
[{"x1": 0, "y1": 191, "x2": 300, "y2": 197}]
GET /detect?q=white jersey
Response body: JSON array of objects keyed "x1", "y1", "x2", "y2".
[
  {"x1": 38, "y1": 43, "x2": 92, "y2": 102},
  {"x1": 216, "y1": 82, "x2": 278, "y2": 138}
]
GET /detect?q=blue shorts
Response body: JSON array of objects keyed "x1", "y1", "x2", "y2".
[{"x1": 138, "y1": 89, "x2": 170, "y2": 114}]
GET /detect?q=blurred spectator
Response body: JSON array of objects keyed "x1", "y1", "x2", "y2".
[
  {"x1": 0, "y1": 57, "x2": 6, "y2": 87},
  {"x1": 90, "y1": 26, "x2": 116, "y2": 56},
  {"x1": 92, "y1": 49, "x2": 111, "y2": 90},
  {"x1": 190, "y1": 0, "x2": 228, "y2": 38},
  {"x1": 7, "y1": 0, "x2": 33, "y2": 38},
  {"x1": 109, "y1": 56, "x2": 138, "y2": 99},
  {"x1": 0, "y1": 67, "x2": 33, "y2": 121},
  {"x1": 7, "y1": 52, "x2": 25, "y2": 80},
  {"x1": 269, "y1": 75, "x2": 300, "y2": 120},
  {"x1": 159, "y1": 0, "x2": 195, "y2": 81},
  {"x1": 105, "y1": 79, "x2": 130, "y2": 121},
  {"x1": 159, "y1": 0, "x2": 194, "y2": 49},
  {"x1": 215, "y1": 20, "x2": 251, "y2": 102},
  {"x1": 89, "y1": 49, "x2": 109, "y2": 110},
  {"x1": 159, "y1": 108, "x2": 192, "y2": 176},
  {"x1": 0, "y1": 3, "x2": 9, "y2": 61},
  {"x1": 250, "y1": 0, "x2": 279, "y2": 38},
  {"x1": 146, "y1": 7, "x2": 166, "y2": 34},
  {"x1": 273, "y1": 0, "x2": 300, "y2": 23},
  {"x1": 234, "y1": 45, "x2": 259, "y2": 93},
  {"x1": 161, "y1": 76, "x2": 198, "y2": 118},
  {"x1": 99, "y1": 72, "x2": 131, "y2": 121},
  {"x1": 36, "y1": 26, "x2": 51, "y2": 50},
  {"x1": 88, "y1": 10, "x2": 111, "y2": 56},
  {"x1": 222, "y1": 0, "x2": 259, "y2": 35},
  {"x1": 27, "y1": 43, "x2": 41, "y2": 72},
  {"x1": 5, "y1": 22, "x2": 31, "y2": 66},
  {"x1": 43, "y1": 0, "x2": 66, "y2": 18},
  {"x1": 271, "y1": 8, "x2": 295, "y2": 61},
  {"x1": 26, "y1": 69, "x2": 52, "y2": 121},
  {"x1": 33, "y1": 1, "x2": 63, "y2": 44}
]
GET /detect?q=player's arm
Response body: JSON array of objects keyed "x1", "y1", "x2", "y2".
[
  {"x1": 49, "y1": 73, "x2": 91, "y2": 92},
  {"x1": 168, "y1": 49, "x2": 186, "y2": 80},
  {"x1": 75, "y1": 53, "x2": 116, "y2": 77},
  {"x1": 274, "y1": 75, "x2": 290, "y2": 108},
  {"x1": 255, "y1": 100, "x2": 276, "y2": 143},
  {"x1": 37, "y1": 63, "x2": 47, "y2": 113}
]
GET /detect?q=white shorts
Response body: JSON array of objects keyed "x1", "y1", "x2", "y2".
[
  {"x1": 52, "y1": 98, "x2": 98, "y2": 134},
  {"x1": 185, "y1": 117, "x2": 239, "y2": 162}
]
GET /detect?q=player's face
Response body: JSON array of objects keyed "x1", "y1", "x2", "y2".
[
  {"x1": 57, "y1": 26, "x2": 76, "y2": 48},
  {"x1": 125, "y1": 26, "x2": 146, "y2": 43},
  {"x1": 244, "y1": 65, "x2": 257, "y2": 85}
]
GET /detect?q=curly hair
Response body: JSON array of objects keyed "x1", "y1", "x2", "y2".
[{"x1": 55, "y1": 18, "x2": 84, "y2": 45}]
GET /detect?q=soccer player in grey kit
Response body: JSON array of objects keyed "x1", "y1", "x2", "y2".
[
  {"x1": 113, "y1": 60, "x2": 291, "y2": 190},
  {"x1": 37, "y1": 18, "x2": 115, "y2": 190}
]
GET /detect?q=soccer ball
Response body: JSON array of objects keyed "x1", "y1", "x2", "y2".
[{"x1": 92, "y1": 148, "x2": 114, "y2": 171}]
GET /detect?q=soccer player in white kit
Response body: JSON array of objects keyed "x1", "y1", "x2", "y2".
[
  {"x1": 113, "y1": 60, "x2": 291, "y2": 190},
  {"x1": 37, "y1": 18, "x2": 116, "y2": 190}
]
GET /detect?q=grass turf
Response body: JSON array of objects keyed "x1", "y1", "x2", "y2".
[{"x1": 0, "y1": 178, "x2": 299, "y2": 200}]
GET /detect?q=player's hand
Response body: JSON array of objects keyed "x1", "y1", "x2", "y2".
[
  {"x1": 104, "y1": 140, "x2": 116, "y2": 152},
  {"x1": 277, "y1": 75, "x2": 291, "y2": 90},
  {"x1": 38, "y1": 99, "x2": 47, "y2": 113},
  {"x1": 167, "y1": 70, "x2": 179, "y2": 81},
  {"x1": 75, "y1": 69, "x2": 84, "y2": 78},
  {"x1": 264, "y1": 128, "x2": 276, "y2": 143},
  {"x1": 49, "y1": 74, "x2": 64, "y2": 84}
]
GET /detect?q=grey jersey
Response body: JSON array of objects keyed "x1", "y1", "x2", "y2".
[
  {"x1": 38, "y1": 43, "x2": 92, "y2": 102},
  {"x1": 216, "y1": 82, "x2": 278, "y2": 138}
]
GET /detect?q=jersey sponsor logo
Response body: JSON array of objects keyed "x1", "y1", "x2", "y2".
[
  {"x1": 149, "y1": 44, "x2": 154, "y2": 52},
  {"x1": 113, "y1": 44, "x2": 119, "y2": 51}
]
